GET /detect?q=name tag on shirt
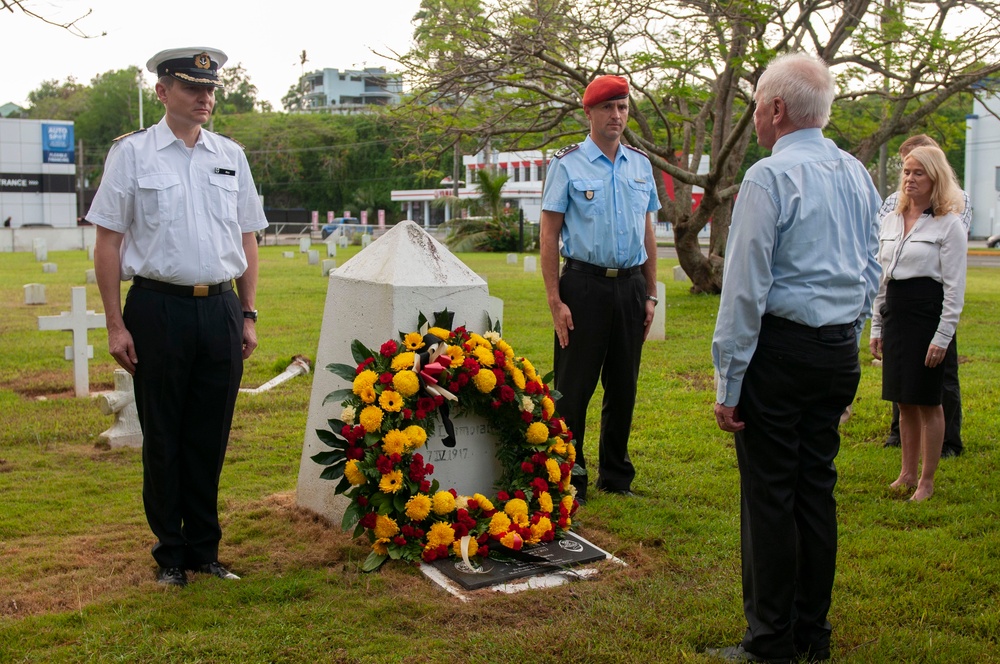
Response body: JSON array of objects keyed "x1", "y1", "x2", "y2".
[{"x1": 214, "y1": 168, "x2": 236, "y2": 176}]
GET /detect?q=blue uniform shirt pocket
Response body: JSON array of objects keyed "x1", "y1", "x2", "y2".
[
  {"x1": 570, "y1": 179, "x2": 605, "y2": 220},
  {"x1": 626, "y1": 178, "x2": 653, "y2": 217}
]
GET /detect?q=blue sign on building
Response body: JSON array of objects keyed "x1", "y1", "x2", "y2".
[{"x1": 42, "y1": 123, "x2": 74, "y2": 164}]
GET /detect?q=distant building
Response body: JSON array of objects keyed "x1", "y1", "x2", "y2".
[
  {"x1": 964, "y1": 92, "x2": 1000, "y2": 239},
  {"x1": 1, "y1": 102, "x2": 26, "y2": 118},
  {"x1": 0, "y1": 118, "x2": 77, "y2": 227},
  {"x1": 299, "y1": 67, "x2": 402, "y2": 114}
]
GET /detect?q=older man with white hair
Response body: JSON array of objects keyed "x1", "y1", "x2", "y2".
[{"x1": 709, "y1": 53, "x2": 881, "y2": 663}]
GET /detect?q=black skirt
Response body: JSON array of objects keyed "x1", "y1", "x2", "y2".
[{"x1": 881, "y1": 277, "x2": 955, "y2": 406}]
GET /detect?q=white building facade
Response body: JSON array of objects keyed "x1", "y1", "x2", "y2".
[
  {"x1": 964, "y1": 93, "x2": 1000, "y2": 239},
  {"x1": 0, "y1": 118, "x2": 77, "y2": 227},
  {"x1": 301, "y1": 67, "x2": 402, "y2": 114}
]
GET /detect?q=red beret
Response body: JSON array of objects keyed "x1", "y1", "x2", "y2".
[{"x1": 582, "y1": 75, "x2": 629, "y2": 107}]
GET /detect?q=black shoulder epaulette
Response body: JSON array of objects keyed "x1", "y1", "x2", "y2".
[
  {"x1": 113, "y1": 128, "x2": 147, "y2": 142},
  {"x1": 216, "y1": 133, "x2": 246, "y2": 150},
  {"x1": 624, "y1": 144, "x2": 648, "y2": 158},
  {"x1": 553, "y1": 143, "x2": 579, "y2": 158}
]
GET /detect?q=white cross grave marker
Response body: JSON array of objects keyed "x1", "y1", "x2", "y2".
[{"x1": 38, "y1": 287, "x2": 107, "y2": 397}]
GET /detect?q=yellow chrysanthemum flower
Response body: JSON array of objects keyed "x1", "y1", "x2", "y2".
[
  {"x1": 525, "y1": 421, "x2": 549, "y2": 445},
  {"x1": 405, "y1": 493, "x2": 432, "y2": 521},
  {"x1": 489, "y1": 512, "x2": 511, "y2": 536},
  {"x1": 495, "y1": 338, "x2": 514, "y2": 359},
  {"x1": 381, "y1": 429, "x2": 409, "y2": 457},
  {"x1": 403, "y1": 332, "x2": 425, "y2": 350},
  {"x1": 541, "y1": 396, "x2": 556, "y2": 419},
  {"x1": 472, "y1": 369, "x2": 497, "y2": 394},
  {"x1": 472, "y1": 493, "x2": 495, "y2": 512},
  {"x1": 472, "y1": 346, "x2": 495, "y2": 367},
  {"x1": 404, "y1": 425, "x2": 427, "y2": 450},
  {"x1": 372, "y1": 538, "x2": 390, "y2": 555},
  {"x1": 344, "y1": 459, "x2": 366, "y2": 486},
  {"x1": 545, "y1": 458, "x2": 561, "y2": 483},
  {"x1": 391, "y1": 352, "x2": 415, "y2": 371},
  {"x1": 427, "y1": 327, "x2": 451, "y2": 341},
  {"x1": 538, "y1": 491, "x2": 553, "y2": 514},
  {"x1": 567, "y1": 442, "x2": 576, "y2": 464},
  {"x1": 452, "y1": 537, "x2": 478, "y2": 558},
  {"x1": 562, "y1": 474, "x2": 572, "y2": 492},
  {"x1": 392, "y1": 370, "x2": 420, "y2": 397},
  {"x1": 500, "y1": 532, "x2": 523, "y2": 549},
  {"x1": 378, "y1": 389, "x2": 403, "y2": 413},
  {"x1": 359, "y1": 405, "x2": 384, "y2": 433},
  {"x1": 374, "y1": 514, "x2": 399, "y2": 539},
  {"x1": 426, "y1": 522, "x2": 456, "y2": 548},
  {"x1": 379, "y1": 470, "x2": 404, "y2": 494},
  {"x1": 432, "y1": 491, "x2": 456, "y2": 515},
  {"x1": 529, "y1": 516, "x2": 553, "y2": 544},
  {"x1": 444, "y1": 344, "x2": 465, "y2": 364},
  {"x1": 521, "y1": 358, "x2": 537, "y2": 380},
  {"x1": 359, "y1": 385, "x2": 377, "y2": 404},
  {"x1": 509, "y1": 366, "x2": 526, "y2": 390},
  {"x1": 505, "y1": 498, "x2": 529, "y2": 520},
  {"x1": 352, "y1": 369, "x2": 378, "y2": 395},
  {"x1": 467, "y1": 333, "x2": 491, "y2": 349},
  {"x1": 561, "y1": 495, "x2": 575, "y2": 512}
]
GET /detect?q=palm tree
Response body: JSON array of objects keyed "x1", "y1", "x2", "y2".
[{"x1": 440, "y1": 168, "x2": 520, "y2": 252}]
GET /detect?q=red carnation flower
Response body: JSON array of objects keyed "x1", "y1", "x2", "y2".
[
  {"x1": 520, "y1": 411, "x2": 534, "y2": 423},
  {"x1": 531, "y1": 477, "x2": 549, "y2": 494},
  {"x1": 497, "y1": 491, "x2": 510, "y2": 501},
  {"x1": 491, "y1": 400, "x2": 502, "y2": 409},
  {"x1": 514, "y1": 490, "x2": 526, "y2": 500},
  {"x1": 380, "y1": 340, "x2": 399, "y2": 357},
  {"x1": 494, "y1": 350, "x2": 506, "y2": 366},
  {"x1": 492, "y1": 368, "x2": 505, "y2": 384},
  {"x1": 425, "y1": 464, "x2": 434, "y2": 474},
  {"x1": 521, "y1": 461, "x2": 535, "y2": 474},
  {"x1": 379, "y1": 372, "x2": 393, "y2": 384},
  {"x1": 419, "y1": 480, "x2": 431, "y2": 493},
  {"x1": 360, "y1": 512, "x2": 377, "y2": 529},
  {"x1": 357, "y1": 495, "x2": 369, "y2": 507},
  {"x1": 449, "y1": 381, "x2": 460, "y2": 392},
  {"x1": 394, "y1": 536, "x2": 407, "y2": 546},
  {"x1": 403, "y1": 408, "x2": 412, "y2": 419},
  {"x1": 457, "y1": 373, "x2": 470, "y2": 386},
  {"x1": 499, "y1": 385, "x2": 516, "y2": 403}
]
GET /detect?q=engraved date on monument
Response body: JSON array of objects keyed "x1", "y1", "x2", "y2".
[{"x1": 429, "y1": 447, "x2": 470, "y2": 462}]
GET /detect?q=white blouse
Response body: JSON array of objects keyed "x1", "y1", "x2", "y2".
[{"x1": 870, "y1": 209, "x2": 966, "y2": 348}]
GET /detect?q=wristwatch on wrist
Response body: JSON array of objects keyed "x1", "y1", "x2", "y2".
[
  {"x1": 243, "y1": 310, "x2": 258, "y2": 322},
  {"x1": 646, "y1": 295, "x2": 659, "y2": 305}
]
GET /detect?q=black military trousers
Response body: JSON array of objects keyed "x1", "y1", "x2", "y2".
[
  {"x1": 553, "y1": 266, "x2": 647, "y2": 497},
  {"x1": 124, "y1": 285, "x2": 244, "y2": 569},
  {"x1": 734, "y1": 315, "x2": 861, "y2": 661}
]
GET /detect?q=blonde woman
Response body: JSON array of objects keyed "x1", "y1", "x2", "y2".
[{"x1": 870, "y1": 146, "x2": 966, "y2": 501}]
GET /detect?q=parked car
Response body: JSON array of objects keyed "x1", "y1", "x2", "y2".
[
  {"x1": 988, "y1": 232, "x2": 1000, "y2": 249},
  {"x1": 321, "y1": 217, "x2": 359, "y2": 239}
]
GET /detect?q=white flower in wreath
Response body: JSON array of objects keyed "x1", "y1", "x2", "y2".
[
  {"x1": 341, "y1": 404, "x2": 356, "y2": 425},
  {"x1": 520, "y1": 395, "x2": 534, "y2": 413},
  {"x1": 483, "y1": 330, "x2": 501, "y2": 344}
]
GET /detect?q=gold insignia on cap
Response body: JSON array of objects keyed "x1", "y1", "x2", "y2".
[
  {"x1": 585, "y1": 190, "x2": 595, "y2": 200},
  {"x1": 194, "y1": 53, "x2": 211, "y2": 70}
]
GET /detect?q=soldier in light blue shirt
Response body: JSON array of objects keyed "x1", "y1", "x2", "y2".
[
  {"x1": 540, "y1": 75, "x2": 661, "y2": 502},
  {"x1": 707, "y1": 53, "x2": 881, "y2": 664}
]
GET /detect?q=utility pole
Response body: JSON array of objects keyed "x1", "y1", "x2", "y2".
[{"x1": 138, "y1": 67, "x2": 144, "y2": 130}]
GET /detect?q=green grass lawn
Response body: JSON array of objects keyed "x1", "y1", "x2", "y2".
[{"x1": 0, "y1": 243, "x2": 998, "y2": 663}]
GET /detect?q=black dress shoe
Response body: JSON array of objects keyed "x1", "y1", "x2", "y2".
[
  {"x1": 197, "y1": 561, "x2": 240, "y2": 580},
  {"x1": 156, "y1": 566, "x2": 188, "y2": 588},
  {"x1": 705, "y1": 645, "x2": 790, "y2": 664},
  {"x1": 883, "y1": 437, "x2": 900, "y2": 448},
  {"x1": 941, "y1": 447, "x2": 962, "y2": 458}
]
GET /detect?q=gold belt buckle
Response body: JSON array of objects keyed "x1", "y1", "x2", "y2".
[
  {"x1": 193, "y1": 284, "x2": 209, "y2": 297},
  {"x1": 605, "y1": 268, "x2": 619, "y2": 278}
]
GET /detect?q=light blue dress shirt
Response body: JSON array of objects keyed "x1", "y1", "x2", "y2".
[
  {"x1": 712, "y1": 128, "x2": 882, "y2": 406},
  {"x1": 541, "y1": 135, "x2": 660, "y2": 269}
]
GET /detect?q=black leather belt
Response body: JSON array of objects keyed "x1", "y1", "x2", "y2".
[
  {"x1": 563, "y1": 258, "x2": 641, "y2": 278},
  {"x1": 133, "y1": 275, "x2": 234, "y2": 297},
  {"x1": 762, "y1": 313, "x2": 857, "y2": 338}
]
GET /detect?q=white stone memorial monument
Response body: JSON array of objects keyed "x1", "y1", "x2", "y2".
[
  {"x1": 37, "y1": 287, "x2": 107, "y2": 398},
  {"x1": 321, "y1": 259, "x2": 336, "y2": 276},
  {"x1": 338, "y1": 235, "x2": 349, "y2": 248},
  {"x1": 33, "y1": 238, "x2": 47, "y2": 261},
  {"x1": 297, "y1": 221, "x2": 503, "y2": 524},
  {"x1": 361, "y1": 234, "x2": 371, "y2": 248},
  {"x1": 283, "y1": 251, "x2": 295, "y2": 259},
  {"x1": 85, "y1": 269, "x2": 97, "y2": 284},
  {"x1": 98, "y1": 369, "x2": 143, "y2": 448},
  {"x1": 523, "y1": 256, "x2": 537, "y2": 273},
  {"x1": 42, "y1": 263, "x2": 58, "y2": 273},
  {"x1": 24, "y1": 283, "x2": 46, "y2": 305},
  {"x1": 647, "y1": 281, "x2": 667, "y2": 341},
  {"x1": 308, "y1": 249, "x2": 320, "y2": 265},
  {"x1": 506, "y1": 253, "x2": 517, "y2": 265},
  {"x1": 673, "y1": 265, "x2": 689, "y2": 282},
  {"x1": 299, "y1": 237, "x2": 311, "y2": 253},
  {"x1": 325, "y1": 241, "x2": 337, "y2": 258}
]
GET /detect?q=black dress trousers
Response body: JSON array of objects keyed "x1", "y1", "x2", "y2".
[
  {"x1": 735, "y1": 315, "x2": 861, "y2": 661},
  {"x1": 124, "y1": 285, "x2": 244, "y2": 569},
  {"x1": 553, "y1": 266, "x2": 647, "y2": 496}
]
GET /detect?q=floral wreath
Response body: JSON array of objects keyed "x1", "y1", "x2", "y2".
[{"x1": 313, "y1": 310, "x2": 580, "y2": 571}]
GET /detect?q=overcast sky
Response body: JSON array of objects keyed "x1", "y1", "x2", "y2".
[{"x1": 0, "y1": 0, "x2": 423, "y2": 109}]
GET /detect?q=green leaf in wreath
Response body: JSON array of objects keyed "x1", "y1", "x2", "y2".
[
  {"x1": 351, "y1": 339, "x2": 374, "y2": 365},
  {"x1": 393, "y1": 491, "x2": 408, "y2": 513},
  {"x1": 327, "y1": 362, "x2": 360, "y2": 381},
  {"x1": 342, "y1": 501, "x2": 362, "y2": 531},
  {"x1": 322, "y1": 388, "x2": 353, "y2": 405},
  {"x1": 311, "y1": 450, "x2": 343, "y2": 466},
  {"x1": 417, "y1": 311, "x2": 428, "y2": 331},
  {"x1": 319, "y1": 464, "x2": 345, "y2": 481},
  {"x1": 315, "y1": 428, "x2": 346, "y2": 448},
  {"x1": 361, "y1": 551, "x2": 387, "y2": 572}
]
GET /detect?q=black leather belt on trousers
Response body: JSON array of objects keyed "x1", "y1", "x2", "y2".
[
  {"x1": 133, "y1": 275, "x2": 234, "y2": 297},
  {"x1": 563, "y1": 258, "x2": 641, "y2": 278},
  {"x1": 762, "y1": 313, "x2": 857, "y2": 339}
]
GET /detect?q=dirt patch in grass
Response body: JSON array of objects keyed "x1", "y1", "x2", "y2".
[
  {"x1": 5, "y1": 369, "x2": 114, "y2": 400},
  {"x1": 677, "y1": 370, "x2": 714, "y2": 392}
]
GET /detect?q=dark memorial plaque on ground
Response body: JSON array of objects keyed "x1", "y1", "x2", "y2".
[{"x1": 430, "y1": 531, "x2": 609, "y2": 590}]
